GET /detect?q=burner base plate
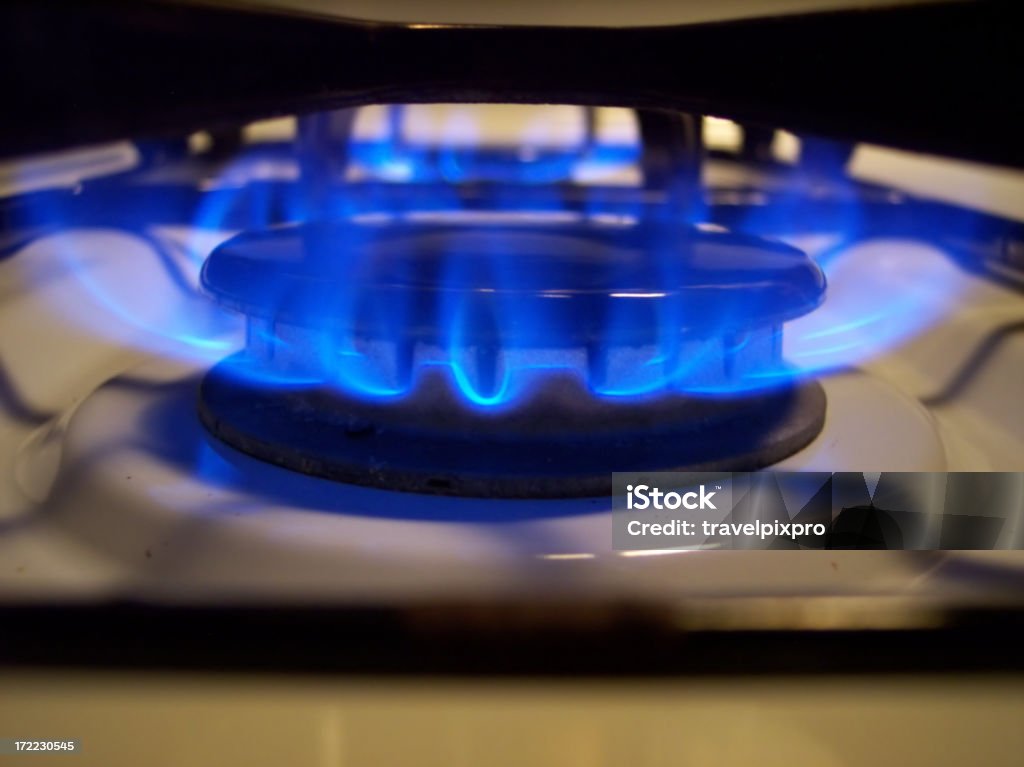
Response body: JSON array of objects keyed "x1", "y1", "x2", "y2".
[{"x1": 198, "y1": 359, "x2": 827, "y2": 497}]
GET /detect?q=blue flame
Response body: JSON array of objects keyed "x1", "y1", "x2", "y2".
[
  {"x1": 11, "y1": 227, "x2": 240, "y2": 365},
  {"x1": 206, "y1": 219, "x2": 808, "y2": 407},
  {"x1": 6, "y1": 108, "x2": 981, "y2": 411}
]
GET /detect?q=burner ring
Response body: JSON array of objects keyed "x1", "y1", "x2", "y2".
[
  {"x1": 201, "y1": 219, "x2": 826, "y2": 397},
  {"x1": 198, "y1": 359, "x2": 826, "y2": 498}
]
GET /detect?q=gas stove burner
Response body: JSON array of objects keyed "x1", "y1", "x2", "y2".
[{"x1": 198, "y1": 216, "x2": 827, "y2": 497}]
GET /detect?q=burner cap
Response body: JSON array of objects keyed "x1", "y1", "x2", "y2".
[{"x1": 202, "y1": 219, "x2": 825, "y2": 349}]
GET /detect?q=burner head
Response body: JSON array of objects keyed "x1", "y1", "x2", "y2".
[
  {"x1": 198, "y1": 217, "x2": 827, "y2": 496},
  {"x1": 201, "y1": 217, "x2": 825, "y2": 398}
]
